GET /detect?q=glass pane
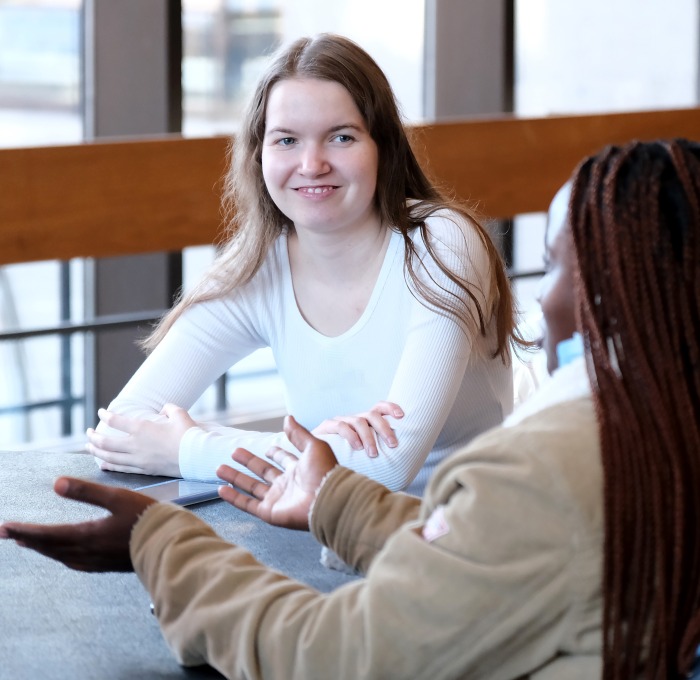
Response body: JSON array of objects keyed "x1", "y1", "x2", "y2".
[
  {"x1": 182, "y1": 0, "x2": 283, "y2": 137},
  {"x1": 0, "y1": 0, "x2": 82, "y2": 147},
  {"x1": 512, "y1": 0, "x2": 699, "y2": 325},
  {"x1": 0, "y1": 334, "x2": 84, "y2": 446},
  {"x1": 515, "y1": 0, "x2": 699, "y2": 116},
  {"x1": 181, "y1": 0, "x2": 425, "y2": 135},
  {"x1": 0, "y1": 0, "x2": 84, "y2": 447}
]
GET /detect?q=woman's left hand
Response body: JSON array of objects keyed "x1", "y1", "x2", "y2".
[
  {"x1": 312, "y1": 401, "x2": 404, "y2": 458},
  {"x1": 86, "y1": 403, "x2": 195, "y2": 477}
]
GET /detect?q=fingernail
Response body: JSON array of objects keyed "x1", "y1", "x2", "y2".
[
  {"x1": 368, "y1": 447, "x2": 378, "y2": 458},
  {"x1": 388, "y1": 437, "x2": 397, "y2": 447},
  {"x1": 394, "y1": 408, "x2": 404, "y2": 417},
  {"x1": 353, "y1": 442, "x2": 363, "y2": 450}
]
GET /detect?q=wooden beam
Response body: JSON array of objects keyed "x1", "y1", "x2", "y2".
[
  {"x1": 0, "y1": 136, "x2": 229, "y2": 265},
  {"x1": 1, "y1": 107, "x2": 699, "y2": 265},
  {"x1": 411, "y1": 107, "x2": 700, "y2": 219}
]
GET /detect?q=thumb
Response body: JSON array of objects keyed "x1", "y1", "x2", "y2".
[
  {"x1": 53, "y1": 476, "x2": 126, "y2": 513},
  {"x1": 283, "y1": 415, "x2": 317, "y2": 454}
]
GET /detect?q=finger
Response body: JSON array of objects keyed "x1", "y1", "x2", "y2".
[
  {"x1": 216, "y1": 465, "x2": 270, "y2": 500},
  {"x1": 283, "y1": 415, "x2": 320, "y2": 454},
  {"x1": 86, "y1": 431, "x2": 131, "y2": 455},
  {"x1": 230, "y1": 448, "x2": 283, "y2": 481},
  {"x1": 1, "y1": 524, "x2": 110, "y2": 572},
  {"x1": 322, "y1": 420, "x2": 363, "y2": 450},
  {"x1": 160, "y1": 403, "x2": 195, "y2": 428},
  {"x1": 89, "y1": 446, "x2": 144, "y2": 472},
  {"x1": 95, "y1": 460, "x2": 148, "y2": 475},
  {"x1": 1, "y1": 520, "x2": 87, "y2": 547},
  {"x1": 266, "y1": 446, "x2": 299, "y2": 471},
  {"x1": 97, "y1": 409, "x2": 143, "y2": 435},
  {"x1": 343, "y1": 418, "x2": 378, "y2": 457},
  {"x1": 52, "y1": 476, "x2": 139, "y2": 514},
  {"x1": 364, "y1": 412, "x2": 398, "y2": 448},
  {"x1": 218, "y1": 485, "x2": 265, "y2": 520},
  {"x1": 370, "y1": 401, "x2": 404, "y2": 418}
]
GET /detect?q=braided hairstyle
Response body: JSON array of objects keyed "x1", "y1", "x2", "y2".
[{"x1": 568, "y1": 139, "x2": 700, "y2": 678}]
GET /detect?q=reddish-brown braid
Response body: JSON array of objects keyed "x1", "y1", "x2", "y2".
[{"x1": 567, "y1": 139, "x2": 700, "y2": 678}]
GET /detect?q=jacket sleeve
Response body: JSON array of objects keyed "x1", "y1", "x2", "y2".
[
  {"x1": 309, "y1": 467, "x2": 421, "y2": 574},
  {"x1": 131, "y1": 412, "x2": 596, "y2": 680}
]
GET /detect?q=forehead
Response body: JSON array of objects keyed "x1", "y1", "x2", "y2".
[{"x1": 265, "y1": 77, "x2": 365, "y2": 129}]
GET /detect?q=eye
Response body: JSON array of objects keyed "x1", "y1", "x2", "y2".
[
  {"x1": 332, "y1": 134, "x2": 355, "y2": 143},
  {"x1": 276, "y1": 137, "x2": 296, "y2": 147}
]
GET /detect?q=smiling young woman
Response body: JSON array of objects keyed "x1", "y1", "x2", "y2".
[{"x1": 85, "y1": 33, "x2": 523, "y2": 500}]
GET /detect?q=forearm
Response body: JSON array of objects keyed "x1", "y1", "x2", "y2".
[
  {"x1": 131, "y1": 503, "x2": 477, "y2": 680},
  {"x1": 179, "y1": 426, "x2": 290, "y2": 481},
  {"x1": 181, "y1": 426, "x2": 422, "y2": 571},
  {"x1": 181, "y1": 422, "x2": 432, "y2": 492},
  {"x1": 310, "y1": 467, "x2": 421, "y2": 574}
]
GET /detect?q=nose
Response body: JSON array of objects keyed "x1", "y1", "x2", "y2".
[{"x1": 298, "y1": 144, "x2": 330, "y2": 177}]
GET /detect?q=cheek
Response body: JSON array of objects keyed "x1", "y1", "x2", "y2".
[
  {"x1": 260, "y1": 151, "x2": 274, "y2": 186},
  {"x1": 352, "y1": 145, "x2": 379, "y2": 191},
  {"x1": 540, "y1": 272, "x2": 577, "y2": 344},
  {"x1": 261, "y1": 150, "x2": 288, "y2": 189}
]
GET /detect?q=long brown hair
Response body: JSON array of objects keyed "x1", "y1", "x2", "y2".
[
  {"x1": 569, "y1": 139, "x2": 700, "y2": 678},
  {"x1": 144, "y1": 34, "x2": 518, "y2": 359}
]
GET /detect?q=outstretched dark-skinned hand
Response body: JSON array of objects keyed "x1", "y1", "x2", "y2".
[
  {"x1": 216, "y1": 415, "x2": 339, "y2": 531},
  {"x1": 0, "y1": 477, "x2": 156, "y2": 572}
]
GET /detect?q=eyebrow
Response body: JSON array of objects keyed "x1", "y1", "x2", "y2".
[{"x1": 264, "y1": 123, "x2": 365, "y2": 138}]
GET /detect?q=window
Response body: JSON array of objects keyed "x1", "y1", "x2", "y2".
[
  {"x1": 512, "y1": 0, "x2": 699, "y2": 330},
  {"x1": 0, "y1": 0, "x2": 84, "y2": 446}
]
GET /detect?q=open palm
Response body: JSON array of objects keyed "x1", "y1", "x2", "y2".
[{"x1": 216, "y1": 415, "x2": 338, "y2": 531}]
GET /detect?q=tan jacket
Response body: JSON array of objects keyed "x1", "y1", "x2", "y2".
[{"x1": 131, "y1": 396, "x2": 602, "y2": 680}]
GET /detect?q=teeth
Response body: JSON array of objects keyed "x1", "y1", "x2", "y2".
[{"x1": 300, "y1": 186, "x2": 332, "y2": 194}]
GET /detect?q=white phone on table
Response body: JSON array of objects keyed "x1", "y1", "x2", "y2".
[{"x1": 135, "y1": 479, "x2": 222, "y2": 506}]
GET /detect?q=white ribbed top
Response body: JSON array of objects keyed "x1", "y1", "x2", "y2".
[{"x1": 103, "y1": 211, "x2": 512, "y2": 496}]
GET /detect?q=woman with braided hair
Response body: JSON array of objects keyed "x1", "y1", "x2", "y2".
[
  {"x1": 2, "y1": 138, "x2": 699, "y2": 679},
  {"x1": 566, "y1": 138, "x2": 700, "y2": 678}
]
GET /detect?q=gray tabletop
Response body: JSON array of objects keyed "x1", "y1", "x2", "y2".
[{"x1": 0, "y1": 451, "x2": 358, "y2": 679}]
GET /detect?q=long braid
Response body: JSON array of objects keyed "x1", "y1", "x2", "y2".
[{"x1": 568, "y1": 139, "x2": 700, "y2": 678}]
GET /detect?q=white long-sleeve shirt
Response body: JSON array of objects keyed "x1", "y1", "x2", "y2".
[{"x1": 102, "y1": 211, "x2": 512, "y2": 495}]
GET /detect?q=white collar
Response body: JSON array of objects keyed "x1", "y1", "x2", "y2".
[{"x1": 504, "y1": 356, "x2": 591, "y2": 428}]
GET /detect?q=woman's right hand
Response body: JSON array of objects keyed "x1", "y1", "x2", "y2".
[
  {"x1": 86, "y1": 404, "x2": 194, "y2": 477},
  {"x1": 312, "y1": 401, "x2": 404, "y2": 458}
]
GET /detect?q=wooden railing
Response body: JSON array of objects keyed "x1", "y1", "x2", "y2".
[{"x1": 1, "y1": 107, "x2": 700, "y2": 266}]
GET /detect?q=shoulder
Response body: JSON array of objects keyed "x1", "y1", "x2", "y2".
[
  {"x1": 233, "y1": 233, "x2": 288, "y2": 295},
  {"x1": 406, "y1": 205, "x2": 492, "y2": 295},
  {"x1": 409, "y1": 206, "x2": 484, "y2": 252},
  {"x1": 428, "y1": 396, "x2": 601, "y2": 517}
]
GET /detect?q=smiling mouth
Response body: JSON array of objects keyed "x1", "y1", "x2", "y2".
[{"x1": 295, "y1": 186, "x2": 337, "y2": 195}]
